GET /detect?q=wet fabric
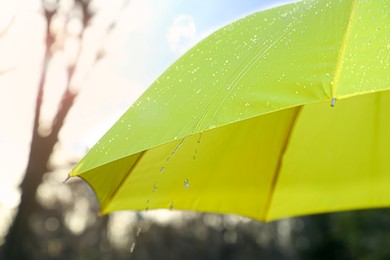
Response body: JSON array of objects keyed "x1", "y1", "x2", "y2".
[{"x1": 71, "y1": 0, "x2": 390, "y2": 221}]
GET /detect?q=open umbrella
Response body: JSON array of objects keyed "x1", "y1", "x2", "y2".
[{"x1": 69, "y1": 0, "x2": 390, "y2": 221}]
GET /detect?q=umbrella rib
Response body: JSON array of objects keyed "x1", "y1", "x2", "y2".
[
  {"x1": 101, "y1": 151, "x2": 146, "y2": 212},
  {"x1": 331, "y1": 0, "x2": 358, "y2": 97},
  {"x1": 262, "y1": 106, "x2": 302, "y2": 221}
]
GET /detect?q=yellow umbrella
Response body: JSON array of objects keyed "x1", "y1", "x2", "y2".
[{"x1": 69, "y1": 0, "x2": 390, "y2": 221}]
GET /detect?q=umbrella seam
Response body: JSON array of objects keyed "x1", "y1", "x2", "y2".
[
  {"x1": 101, "y1": 151, "x2": 146, "y2": 213},
  {"x1": 262, "y1": 106, "x2": 302, "y2": 221},
  {"x1": 331, "y1": 0, "x2": 358, "y2": 97}
]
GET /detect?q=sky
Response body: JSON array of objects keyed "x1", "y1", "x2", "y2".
[{"x1": 0, "y1": 0, "x2": 295, "y2": 242}]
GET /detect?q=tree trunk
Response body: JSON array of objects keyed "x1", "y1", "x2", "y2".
[
  {"x1": 3, "y1": 84, "x2": 76, "y2": 259},
  {"x1": 2, "y1": 1, "x2": 120, "y2": 258}
]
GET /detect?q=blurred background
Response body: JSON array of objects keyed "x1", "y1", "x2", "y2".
[{"x1": 0, "y1": 0, "x2": 389, "y2": 259}]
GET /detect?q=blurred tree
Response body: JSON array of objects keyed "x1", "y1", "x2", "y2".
[
  {"x1": 290, "y1": 209, "x2": 390, "y2": 260},
  {"x1": 2, "y1": 0, "x2": 124, "y2": 259}
]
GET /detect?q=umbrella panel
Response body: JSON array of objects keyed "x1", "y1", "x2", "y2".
[
  {"x1": 269, "y1": 90, "x2": 390, "y2": 220},
  {"x1": 82, "y1": 90, "x2": 390, "y2": 221},
  {"x1": 99, "y1": 107, "x2": 298, "y2": 220}
]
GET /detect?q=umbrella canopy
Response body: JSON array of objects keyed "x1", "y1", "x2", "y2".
[{"x1": 70, "y1": 0, "x2": 390, "y2": 221}]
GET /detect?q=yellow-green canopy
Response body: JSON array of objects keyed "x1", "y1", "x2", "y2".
[{"x1": 70, "y1": 0, "x2": 390, "y2": 221}]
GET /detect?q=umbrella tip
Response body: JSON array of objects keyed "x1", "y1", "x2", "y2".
[
  {"x1": 63, "y1": 175, "x2": 70, "y2": 183},
  {"x1": 331, "y1": 98, "x2": 336, "y2": 107}
]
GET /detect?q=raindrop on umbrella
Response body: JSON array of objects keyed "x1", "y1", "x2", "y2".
[{"x1": 184, "y1": 179, "x2": 190, "y2": 189}]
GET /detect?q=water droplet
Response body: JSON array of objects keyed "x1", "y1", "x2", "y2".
[
  {"x1": 160, "y1": 167, "x2": 165, "y2": 174},
  {"x1": 245, "y1": 102, "x2": 250, "y2": 107},
  {"x1": 153, "y1": 182, "x2": 157, "y2": 192},
  {"x1": 331, "y1": 98, "x2": 336, "y2": 107},
  {"x1": 130, "y1": 242, "x2": 136, "y2": 253},
  {"x1": 227, "y1": 84, "x2": 232, "y2": 90},
  {"x1": 197, "y1": 132, "x2": 203, "y2": 143},
  {"x1": 171, "y1": 136, "x2": 187, "y2": 157},
  {"x1": 184, "y1": 179, "x2": 190, "y2": 189},
  {"x1": 169, "y1": 201, "x2": 174, "y2": 210},
  {"x1": 136, "y1": 226, "x2": 142, "y2": 237}
]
